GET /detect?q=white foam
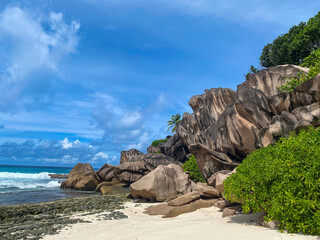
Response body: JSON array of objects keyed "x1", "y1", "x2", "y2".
[
  {"x1": 0, "y1": 180, "x2": 61, "y2": 191},
  {"x1": 0, "y1": 172, "x2": 51, "y2": 179}
]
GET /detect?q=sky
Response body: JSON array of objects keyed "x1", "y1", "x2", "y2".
[{"x1": 0, "y1": 0, "x2": 319, "y2": 167}]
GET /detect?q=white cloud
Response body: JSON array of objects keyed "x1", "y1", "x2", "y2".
[
  {"x1": 0, "y1": 6, "x2": 80, "y2": 111},
  {"x1": 119, "y1": 111, "x2": 142, "y2": 128},
  {"x1": 60, "y1": 137, "x2": 81, "y2": 149}
]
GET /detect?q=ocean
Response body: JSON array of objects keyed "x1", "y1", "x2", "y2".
[{"x1": 0, "y1": 165, "x2": 98, "y2": 206}]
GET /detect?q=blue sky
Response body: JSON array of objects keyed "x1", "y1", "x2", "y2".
[{"x1": 0, "y1": 0, "x2": 319, "y2": 167}]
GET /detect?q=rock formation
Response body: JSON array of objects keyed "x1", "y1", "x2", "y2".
[
  {"x1": 61, "y1": 163, "x2": 101, "y2": 191},
  {"x1": 96, "y1": 164, "x2": 114, "y2": 182},
  {"x1": 114, "y1": 153, "x2": 181, "y2": 184},
  {"x1": 129, "y1": 163, "x2": 194, "y2": 202},
  {"x1": 120, "y1": 149, "x2": 144, "y2": 164},
  {"x1": 160, "y1": 134, "x2": 190, "y2": 162},
  {"x1": 176, "y1": 65, "x2": 320, "y2": 179}
]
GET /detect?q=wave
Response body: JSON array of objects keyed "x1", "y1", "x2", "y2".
[
  {"x1": 0, "y1": 172, "x2": 51, "y2": 179},
  {"x1": 0, "y1": 180, "x2": 61, "y2": 193}
]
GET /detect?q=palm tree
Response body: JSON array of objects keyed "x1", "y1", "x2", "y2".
[{"x1": 167, "y1": 114, "x2": 182, "y2": 133}]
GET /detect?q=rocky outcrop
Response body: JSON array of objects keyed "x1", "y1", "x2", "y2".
[
  {"x1": 160, "y1": 134, "x2": 190, "y2": 162},
  {"x1": 120, "y1": 149, "x2": 144, "y2": 164},
  {"x1": 129, "y1": 163, "x2": 194, "y2": 202},
  {"x1": 48, "y1": 174, "x2": 68, "y2": 179},
  {"x1": 96, "y1": 164, "x2": 114, "y2": 182},
  {"x1": 144, "y1": 198, "x2": 219, "y2": 218},
  {"x1": 60, "y1": 163, "x2": 101, "y2": 191},
  {"x1": 147, "y1": 145, "x2": 160, "y2": 153},
  {"x1": 177, "y1": 65, "x2": 320, "y2": 179},
  {"x1": 114, "y1": 153, "x2": 181, "y2": 184}
]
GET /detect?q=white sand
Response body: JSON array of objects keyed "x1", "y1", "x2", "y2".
[{"x1": 43, "y1": 202, "x2": 318, "y2": 240}]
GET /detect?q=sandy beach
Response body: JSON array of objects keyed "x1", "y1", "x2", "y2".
[{"x1": 43, "y1": 202, "x2": 318, "y2": 240}]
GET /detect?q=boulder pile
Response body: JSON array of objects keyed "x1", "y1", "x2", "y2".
[{"x1": 176, "y1": 65, "x2": 320, "y2": 180}]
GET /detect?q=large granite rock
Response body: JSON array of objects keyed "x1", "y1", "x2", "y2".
[
  {"x1": 114, "y1": 153, "x2": 181, "y2": 184},
  {"x1": 120, "y1": 149, "x2": 144, "y2": 164},
  {"x1": 176, "y1": 65, "x2": 320, "y2": 179},
  {"x1": 160, "y1": 134, "x2": 190, "y2": 163},
  {"x1": 96, "y1": 164, "x2": 114, "y2": 182},
  {"x1": 129, "y1": 163, "x2": 194, "y2": 202},
  {"x1": 147, "y1": 145, "x2": 161, "y2": 153},
  {"x1": 60, "y1": 163, "x2": 101, "y2": 191}
]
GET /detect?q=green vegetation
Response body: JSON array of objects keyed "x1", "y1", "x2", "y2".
[
  {"x1": 245, "y1": 65, "x2": 262, "y2": 80},
  {"x1": 259, "y1": 12, "x2": 320, "y2": 67},
  {"x1": 151, "y1": 139, "x2": 168, "y2": 147},
  {"x1": 167, "y1": 114, "x2": 182, "y2": 133},
  {"x1": 278, "y1": 48, "x2": 320, "y2": 92},
  {"x1": 182, "y1": 154, "x2": 206, "y2": 183},
  {"x1": 224, "y1": 128, "x2": 320, "y2": 235}
]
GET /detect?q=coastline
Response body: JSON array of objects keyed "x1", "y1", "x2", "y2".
[
  {"x1": 0, "y1": 194, "x2": 129, "y2": 240},
  {"x1": 43, "y1": 201, "x2": 318, "y2": 240}
]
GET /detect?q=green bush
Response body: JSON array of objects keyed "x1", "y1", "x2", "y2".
[
  {"x1": 278, "y1": 48, "x2": 320, "y2": 93},
  {"x1": 151, "y1": 139, "x2": 168, "y2": 147},
  {"x1": 224, "y1": 128, "x2": 320, "y2": 235},
  {"x1": 183, "y1": 154, "x2": 206, "y2": 183}
]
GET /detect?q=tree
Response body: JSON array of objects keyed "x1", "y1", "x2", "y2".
[
  {"x1": 167, "y1": 114, "x2": 182, "y2": 133},
  {"x1": 244, "y1": 65, "x2": 261, "y2": 79},
  {"x1": 258, "y1": 11, "x2": 320, "y2": 68}
]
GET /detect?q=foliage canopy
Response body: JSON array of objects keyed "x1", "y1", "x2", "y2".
[
  {"x1": 167, "y1": 114, "x2": 182, "y2": 133},
  {"x1": 278, "y1": 48, "x2": 320, "y2": 92},
  {"x1": 151, "y1": 139, "x2": 168, "y2": 147},
  {"x1": 182, "y1": 154, "x2": 206, "y2": 183},
  {"x1": 224, "y1": 128, "x2": 320, "y2": 235},
  {"x1": 259, "y1": 11, "x2": 320, "y2": 68}
]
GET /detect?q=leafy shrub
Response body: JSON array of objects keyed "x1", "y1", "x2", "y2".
[
  {"x1": 245, "y1": 65, "x2": 261, "y2": 80},
  {"x1": 151, "y1": 139, "x2": 168, "y2": 147},
  {"x1": 182, "y1": 154, "x2": 206, "y2": 183},
  {"x1": 224, "y1": 128, "x2": 320, "y2": 235},
  {"x1": 278, "y1": 48, "x2": 320, "y2": 93}
]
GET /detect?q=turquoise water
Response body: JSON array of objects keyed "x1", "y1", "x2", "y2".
[{"x1": 0, "y1": 165, "x2": 97, "y2": 205}]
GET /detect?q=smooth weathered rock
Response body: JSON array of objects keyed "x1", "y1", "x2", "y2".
[
  {"x1": 177, "y1": 65, "x2": 319, "y2": 179},
  {"x1": 120, "y1": 149, "x2": 144, "y2": 164},
  {"x1": 193, "y1": 183, "x2": 220, "y2": 198},
  {"x1": 144, "y1": 198, "x2": 218, "y2": 218},
  {"x1": 213, "y1": 199, "x2": 233, "y2": 209},
  {"x1": 215, "y1": 169, "x2": 236, "y2": 195},
  {"x1": 160, "y1": 134, "x2": 190, "y2": 163},
  {"x1": 96, "y1": 164, "x2": 114, "y2": 182},
  {"x1": 60, "y1": 163, "x2": 100, "y2": 191},
  {"x1": 95, "y1": 181, "x2": 113, "y2": 192},
  {"x1": 147, "y1": 145, "x2": 161, "y2": 153},
  {"x1": 257, "y1": 213, "x2": 279, "y2": 229},
  {"x1": 222, "y1": 205, "x2": 242, "y2": 218},
  {"x1": 48, "y1": 174, "x2": 68, "y2": 179},
  {"x1": 143, "y1": 203, "x2": 175, "y2": 216},
  {"x1": 130, "y1": 164, "x2": 194, "y2": 202},
  {"x1": 207, "y1": 170, "x2": 231, "y2": 187},
  {"x1": 114, "y1": 153, "x2": 181, "y2": 184},
  {"x1": 100, "y1": 185, "x2": 109, "y2": 195},
  {"x1": 168, "y1": 191, "x2": 201, "y2": 206}
]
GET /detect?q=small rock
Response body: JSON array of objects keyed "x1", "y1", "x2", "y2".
[{"x1": 168, "y1": 192, "x2": 201, "y2": 206}]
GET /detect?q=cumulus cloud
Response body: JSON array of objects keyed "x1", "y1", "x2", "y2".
[
  {"x1": 90, "y1": 93, "x2": 170, "y2": 152},
  {"x1": 0, "y1": 138, "x2": 118, "y2": 167},
  {"x1": 60, "y1": 138, "x2": 81, "y2": 149},
  {"x1": 0, "y1": 6, "x2": 80, "y2": 112}
]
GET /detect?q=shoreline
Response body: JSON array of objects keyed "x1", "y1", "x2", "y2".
[
  {"x1": 43, "y1": 201, "x2": 318, "y2": 240},
  {"x1": 0, "y1": 194, "x2": 129, "y2": 240},
  {"x1": 0, "y1": 193, "x2": 319, "y2": 240}
]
